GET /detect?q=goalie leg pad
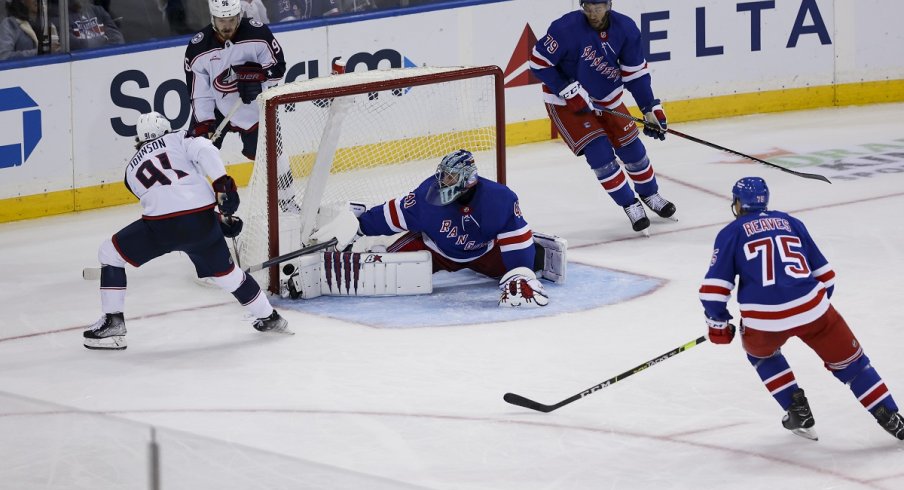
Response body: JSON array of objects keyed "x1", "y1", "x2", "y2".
[
  {"x1": 533, "y1": 232, "x2": 568, "y2": 284},
  {"x1": 283, "y1": 251, "x2": 433, "y2": 298}
]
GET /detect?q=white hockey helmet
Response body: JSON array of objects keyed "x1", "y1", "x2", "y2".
[
  {"x1": 210, "y1": 0, "x2": 242, "y2": 38},
  {"x1": 135, "y1": 112, "x2": 172, "y2": 142},
  {"x1": 209, "y1": 0, "x2": 241, "y2": 18}
]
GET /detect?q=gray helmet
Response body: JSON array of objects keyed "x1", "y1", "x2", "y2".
[{"x1": 429, "y1": 149, "x2": 478, "y2": 205}]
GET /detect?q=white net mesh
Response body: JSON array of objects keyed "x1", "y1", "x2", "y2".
[{"x1": 238, "y1": 66, "x2": 504, "y2": 291}]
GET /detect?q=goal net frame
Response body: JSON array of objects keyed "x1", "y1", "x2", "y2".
[{"x1": 254, "y1": 65, "x2": 506, "y2": 292}]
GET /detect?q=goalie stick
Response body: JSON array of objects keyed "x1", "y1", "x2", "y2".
[
  {"x1": 83, "y1": 238, "x2": 338, "y2": 280},
  {"x1": 503, "y1": 335, "x2": 707, "y2": 413},
  {"x1": 592, "y1": 104, "x2": 831, "y2": 184}
]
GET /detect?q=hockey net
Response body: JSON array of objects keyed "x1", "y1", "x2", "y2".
[{"x1": 237, "y1": 66, "x2": 506, "y2": 292}]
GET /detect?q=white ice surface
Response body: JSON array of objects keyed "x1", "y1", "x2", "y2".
[{"x1": 1, "y1": 103, "x2": 904, "y2": 489}]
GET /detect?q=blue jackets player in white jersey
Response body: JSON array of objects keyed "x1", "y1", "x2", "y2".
[
  {"x1": 184, "y1": 0, "x2": 298, "y2": 211},
  {"x1": 311, "y1": 150, "x2": 552, "y2": 308},
  {"x1": 699, "y1": 177, "x2": 903, "y2": 441},
  {"x1": 83, "y1": 112, "x2": 291, "y2": 350},
  {"x1": 530, "y1": 0, "x2": 675, "y2": 233}
]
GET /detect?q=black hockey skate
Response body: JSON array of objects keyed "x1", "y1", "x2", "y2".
[
  {"x1": 782, "y1": 388, "x2": 818, "y2": 441},
  {"x1": 253, "y1": 309, "x2": 292, "y2": 335},
  {"x1": 83, "y1": 313, "x2": 127, "y2": 350},
  {"x1": 873, "y1": 406, "x2": 904, "y2": 440},
  {"x1": 623, "y1": 198, "x2": 650, "y2": 233},
  {"x1": 640, "y1": 192, "x2": 677, "y2": 219}
]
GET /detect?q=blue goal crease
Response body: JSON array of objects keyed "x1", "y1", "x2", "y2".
[{"x1": 272, "y1": 263, "x2": 664, "y2": 328}]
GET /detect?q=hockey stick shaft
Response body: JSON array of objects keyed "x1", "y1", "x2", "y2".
[
  {"x1": 210, "y1": 98, "x2": 243, "y2": 142},
  {"x1": 503, "y1": 335, "x2": 707, "y2": 413},
  {"x1": 244, "y1": 238, "x2": 337, "y2": 273},
  {"x1": 593, "y1": 105, "x2": 831, "y2": 184},
  {"x1": 82, "y1": 238, "x2": 337, "y2": 280}
]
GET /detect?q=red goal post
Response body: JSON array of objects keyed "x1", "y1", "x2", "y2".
[{"x1": 239, "y1": 65, "x2": 507, "y2": 292}]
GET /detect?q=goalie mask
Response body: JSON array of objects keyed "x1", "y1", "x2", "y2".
[
  {"x1": 135, "y1": 112, "x2": 172, "y2": 143},
  {"x1": 209, "y1": 0, "x2": 241, "y2": 39},
  {"x1": 731, "y1": 176, "x2": 769, "y2": 217},
  {"x1": 426, "y1": 149, "x2": 479, "y2": 205}
]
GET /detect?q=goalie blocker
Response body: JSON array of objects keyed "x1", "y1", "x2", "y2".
[{"x1": 279, "y1": 233, "x2": 567, "y2": 299}]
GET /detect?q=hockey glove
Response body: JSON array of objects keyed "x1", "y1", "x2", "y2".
[
  {"x1": 234, "y1": 62, "x2": 267, "y2": 104},
  {"x1": 219, "y1": 214, "x2": 244, "y2": 238},
  {"x1": 309, "y1": 207, "x2": 363, "y2": 251},
  {"x1": 559, "y1": 81, "x2": 595, "y2": 114},
  {"x1": 499, "y1": 267, "x2": 550, "y2": 308},
  {"x1": 190, "y1": 119, "x2": 216, "y2": 139},
  {"x1": 212, "y1": 175, "x2": 240, "y2": 216},
  {"x1": 706, "y1": 316, "x2": 736, "y2": 344},
  {"x1": 641, "y1": 99, "x2": 668, "y2": 140}
]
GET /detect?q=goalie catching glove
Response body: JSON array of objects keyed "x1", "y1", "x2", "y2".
[
  {"x1": 706, "y1": 316, "x2": 736, "y2": 344},
  {"x1": 309, "y1": 206, "x2": 363, "y2": 251},
  {"x1": 499, "y1": 267, "x2": 549, "y2": 308}
]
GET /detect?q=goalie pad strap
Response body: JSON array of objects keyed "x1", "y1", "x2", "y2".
[
  {"x1": 533, "y1": 232, "x2": 568, "y2": 284},
  {"x1": 284, "y1": 251, "x2": 433, "y2": 298}
]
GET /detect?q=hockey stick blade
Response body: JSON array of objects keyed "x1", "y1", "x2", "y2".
[
  {"x1": 244, "y1": 238, "x2": 338, "y2": 274},
  {"x1": 504, "y1": 336, "x2": 707, "y2": 413},
  {"x1": 503, "y1": 392, "x2": 575, "y2": 413},
  {"x1": 592, "y1": 105, "x2": 831, "y2": 184},
  {"x1": 82, "y1": 267, "x2": 101, "y2": 281}
]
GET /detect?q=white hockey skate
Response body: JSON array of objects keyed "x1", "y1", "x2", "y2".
[{"x1": 84, "y1": 313, "x2": 127, "y2": 350}]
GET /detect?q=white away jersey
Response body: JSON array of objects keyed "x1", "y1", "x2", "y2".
[
  {"x1": 124, "y1": 131, "x2": 227, "y2": 219},
  {"x1": 184, "y1": 19, "x2": 286, "y2": 130}
]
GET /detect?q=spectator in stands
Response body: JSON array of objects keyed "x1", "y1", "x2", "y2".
[
  {"x1": 158, "y1": 0, "x2": 191, "y2": 35},
  {"x1": 339, "y1": 0, "x2": 378, "y2": 13},
  {"x1": 66, "y1": 0, "x2": 124, "y2": 50},
  {"x1": 0, "y1": 0, "x2": 61, "y2": 60},
  {"x1": 268, "y1": 0, "x2": 338, "y2": 22},
  {"x1": 241, "y1": 0, "x2": 269, "y2": 23}
]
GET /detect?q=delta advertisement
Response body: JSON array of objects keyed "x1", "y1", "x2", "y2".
[{"x1": 0, "y1": 0, "x2": 902, "y2": 221}]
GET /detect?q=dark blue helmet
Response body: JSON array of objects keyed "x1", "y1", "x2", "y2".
[
  {"x1": 732, "y1": 177, "x2": 769, "y2": 215},
  {"x1": 581, "y1": 0, "x2": 610, "y2": 4}
]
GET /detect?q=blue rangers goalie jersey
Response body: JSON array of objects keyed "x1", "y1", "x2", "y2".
[
  {"x1": 529, "y1": 10, "x2": 655, "y2": 111},
  {"x1": 699, "y1": 210, "x2": 837, "y2": 332},
  {"x1": 357, "y1": 176, "x2": 535, "y2": 272}
]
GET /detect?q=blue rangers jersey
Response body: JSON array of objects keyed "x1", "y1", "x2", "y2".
[
  {"x1": 530, "y1": 10, "x2": 655, "y2": 111},
  {"x1": 358, "y1": 176, "x2": 535, "y2": 271},
  {"x1": 699, "y1": 210, "x2": 837, "y2": 332}
]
